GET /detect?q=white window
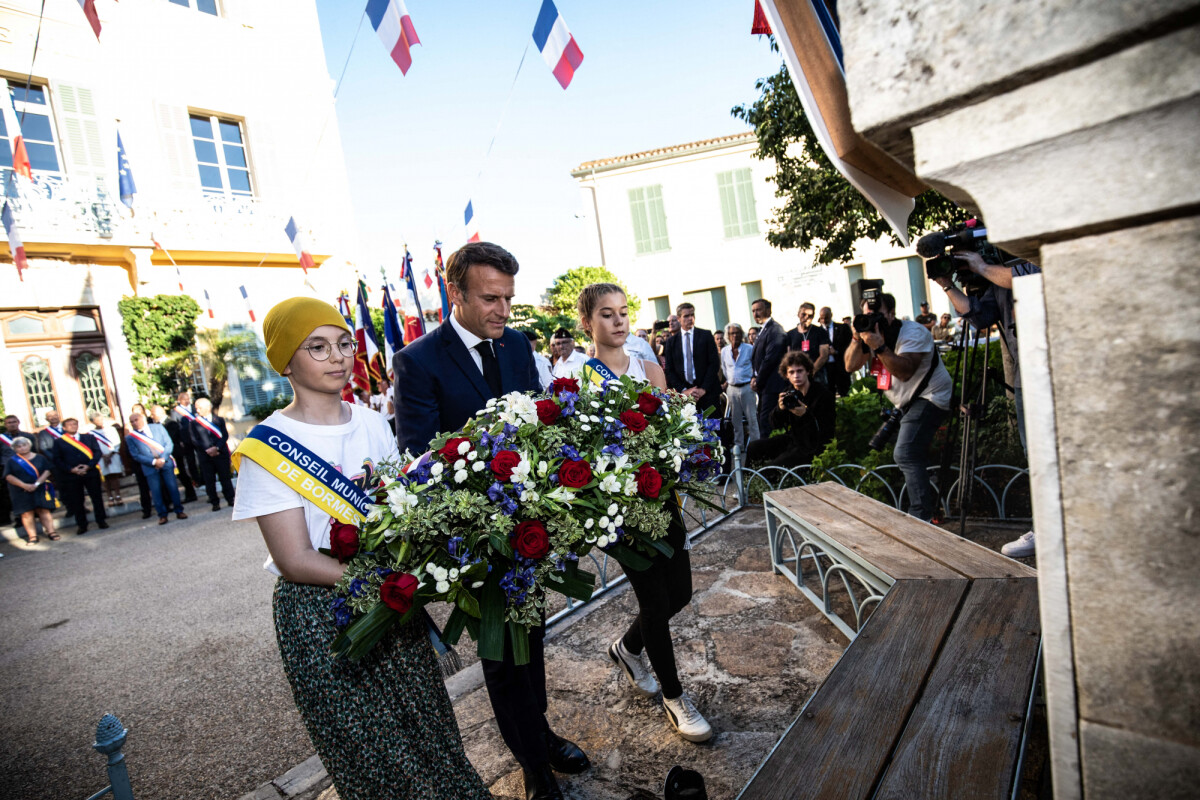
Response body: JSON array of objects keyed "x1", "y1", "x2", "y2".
[
  {"x1": 0, "y1": 81, "x2": 62, "y2": 190},
  {"x1": 168, "y1": 0, "x2": 219, "y2": 16},
  {"x1": 189, "y1": 114, "x2": 253, "y2": 197}
]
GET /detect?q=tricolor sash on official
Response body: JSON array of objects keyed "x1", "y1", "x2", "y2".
[
  {"x1": 126, "y1": 429, "x2": 167, "y2": 456},
  {"x1": 63, "y1": 434, "x2": 94, "y2": 461},
  {"x1": 192, "y1": 416, "x2": 224, "y2": 439},
  {"x1": 0, "y1": 433, "x2": 15, "y2": 449},
  {"x1": 232, "y1": 425, "x2": 371, "y2": 526},
  {"x1": 11, "y1": 453, "x2": 56, "y2": 504}
]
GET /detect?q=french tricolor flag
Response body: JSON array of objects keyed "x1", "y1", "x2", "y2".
[
  {"x1": 285, "y1": 216, "x2": 315, "y2": 273},
  {"x1": 532, "y1": 0, "x2": 584, "y2": 90},
  {"x1": 366, "y1": 0, "x2": 420, "y2": 75},
  {"x1": 203, "y1": 289, "x2": 215, "y2": 319},
  {"x1": 2, "y1": 202, "x2": 28, "y2": 281},
  {"x1": 464, "y1": 201, "x2": 481, "y2": 243},
  {"x1": 77, "y1": 0, "x2": 101, "y2": 39},
  {"x1": 1, "y1": 98, "x2": 32, "y2": 181},
  {"x1": 239, "y1": 285, "x2": 256, "y2": 323}
]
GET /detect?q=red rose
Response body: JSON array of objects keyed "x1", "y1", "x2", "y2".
[
  {"x1": 512, "y1": 520, "x2": 551, "y2": 560},
  {"x1": 636, "y1": 463, "x2": 663, "y2": 499},
  {"x1": 550, "y1": 377, "x2": 580, "y2": 395},
  {"x1": 438, "y1": 437, "x2": 472, "y2": 461},
  {"x1": 536, "y1": 399, "x2": 562, "y2": 425},
  {"x1": 636, "y1": 392, "x2": 662, "y2": 415},
  {"x1": 380, "y1": 572, "x2": 419, "y2": 614},
  {"x1": 490, "y1": 449, "x2": 522, "y2": 481},
  {"x1": 557, "y1": 459, "x2": 593, "y2": 488},
  {"x1": 619, "y1": 409, "x2": 648, "y2": 433},
  {"x1": 329, "y1": 521, "x2": 360, "y2": 562}
]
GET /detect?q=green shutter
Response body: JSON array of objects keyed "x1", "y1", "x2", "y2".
[
  {"x1": 52, "y1": 82, "x2": 107, "y2": 187},
  {"x1": 646, "y1": 184, "x2": 670, "y2": 251},
  {"x1": 735, "y1": 168, "x2": 759, "y2": 235},
  {"x1": 628, "y1": 187, "x2": 650, "y2": 254},
  {"x1": 717, "y1": 171, "x2": 740, "y2": 238}
]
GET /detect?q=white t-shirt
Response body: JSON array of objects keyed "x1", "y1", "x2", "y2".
[
  {"x1": 231, "y1": 403, "x2": 399, "y2": 575},
  {"x1": 884, "y1": 319, "x2": 953, "y2": 410}
]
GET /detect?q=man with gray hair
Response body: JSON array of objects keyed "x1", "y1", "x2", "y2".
[
  {"x1": 188, "y1": 397, "x2": 236, "y2": 511},
  {"x1": 721, "y1": 323, "x2": 759, "y2": 462}
]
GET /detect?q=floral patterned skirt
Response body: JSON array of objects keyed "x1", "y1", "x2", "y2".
[{"x1": 272, "y1": 580, "x2": 491, "y2": 800}]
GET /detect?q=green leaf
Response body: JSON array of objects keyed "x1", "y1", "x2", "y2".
[
  {"x1": 442, "y1": 606, "x2": 469, "y2": 645},
  {"x1": 455, "y1": 589, "x2": 481, "y2": 618},
  {"x1": 488, "y1": 533, "x2": 514, "y2": 558},
  {"x1": 331, "y1": 603, "x2": 400, "y2": 661},
  {"x1": 648, "y1": 539, "x2": 676, "y2": 559},
  {"x1": 508, "y1": 621, "x2": 531, "y2": 666},
  {"x1": 478, "y1": 570, "x2": 506, "y2": 661},
  {"x1": 555, "y1": 566, "x2": 596, "y2": 602},
  {"x1": 605, "y1": 543, "x2": 653, "y2": 572}
]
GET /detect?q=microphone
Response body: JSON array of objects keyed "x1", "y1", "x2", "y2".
[{"x1": 916, "y1": 232, "x2": 945, "y2": 258}]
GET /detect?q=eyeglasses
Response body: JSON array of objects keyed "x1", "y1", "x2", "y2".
[{"x1": 300, "y1": 339, "x2": 357, "y2": 361}]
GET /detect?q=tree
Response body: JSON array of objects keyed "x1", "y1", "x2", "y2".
[
  {"x1": 195, "y1": 328, "x2": 257, "y2": 405},
  {"x1": 731, "y1": 51, "x2": 962, "y2": 266},
  {"x1": 510, "y1": 304, "x2": 579, "y2": 350},
  {"x1": 546, "y1": 266, "x2": 642, "y2": 325},
  {"x1": 117, "y1": 295, "x2": 202, "y2": 405}
]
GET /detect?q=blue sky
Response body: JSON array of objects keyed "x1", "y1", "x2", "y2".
[{"x1": 314, "y1": 0, "x2": 783, "y2": 302}]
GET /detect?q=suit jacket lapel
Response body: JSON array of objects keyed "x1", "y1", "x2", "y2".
[
  {"x1": 493, "y1": 334, "x2": 517, "y2": 395},
  {"x1": 440, "y1": 320, "x2": 492, "y2": 401}
]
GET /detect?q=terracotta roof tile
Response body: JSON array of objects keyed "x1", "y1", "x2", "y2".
[{"x1": 571, "y1": 132, "x2": 758, "y2": 176}]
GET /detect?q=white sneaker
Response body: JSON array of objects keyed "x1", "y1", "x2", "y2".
[
  {"x1": 608, "y1": 638, "x2": 658, "y2": 697},
  {"x1": 662, "y1": 693, "x2": 713, "y2": 742},
  {"x1": 1001, "y1": 530, "x2": 1037, "y2": 558}
]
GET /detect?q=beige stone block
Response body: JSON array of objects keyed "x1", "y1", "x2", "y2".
[
  {"x1": 1041, "y1": 217, "x2": 1200, "y2": 745},
  {"x1": 1079, "y1": 720, "x2": 1200, "y2": 800},
  {"x1": 841, "y1": 0, "x2": 1199, "y2": 136}
]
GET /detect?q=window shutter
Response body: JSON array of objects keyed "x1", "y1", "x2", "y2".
[
  {"x1": 51, "y1": 81, "x2": 107, "y2": 188},
  {"x1": 628, "y1": 187, "x2": 650, "y2": 254},
  {"x1": 735, "y1": 168, "x2": 759, "y2": 235},
  {"x1": 646, "y1": 185, "x2": 669, "y2": 251},
  {"x1": 153, "y1": 101, "x2": 200, "y2": 196},
  {"x1": 717, "y1": 171, "x2": 739, "y2": 238}
]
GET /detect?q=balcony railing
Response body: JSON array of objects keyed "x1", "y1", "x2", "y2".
[{"x1": 5, "y1": 174, "x2": 122, "y2": 240}]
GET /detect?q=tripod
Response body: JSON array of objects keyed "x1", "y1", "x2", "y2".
[{"x1": 940, "y1": 322, "x2": 991, "y2": 537}]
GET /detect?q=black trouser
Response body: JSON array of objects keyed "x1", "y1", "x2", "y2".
[
  {"x1": 174, "y1": 442, "x2": 199, "y2": 500},
  {"x1": 756, "y1": 374, "x2": 787, "y2": 437},
  {"x1": 59, "y1": 469, "x2": 106, "y2": 529},
  {"x1": 134, "y1": 468, "x2": 155, "y2": 515},
  {"x1": 198, "y1": 453, "x2": 235, "y2": 507},
  {"x1": 621, "y1": 512, "x2": 692, "y2": 700},
  {"x1": 482, "y1": 622, "x2": 550, "y2": 770}
]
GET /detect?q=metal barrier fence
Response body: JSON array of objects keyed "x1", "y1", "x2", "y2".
[
  {"x1": 545, "y1": 449, "x2": 1029, "y2": 627},
  {"x1": 84, "y1": 714, "x2": 134, "y2": 800}
]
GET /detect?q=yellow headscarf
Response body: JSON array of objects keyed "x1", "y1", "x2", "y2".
[{"x1": 263, "y1": 297, "x2": 352, "y2": 374}]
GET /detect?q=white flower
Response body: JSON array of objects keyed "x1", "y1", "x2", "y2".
[
  {"x1": 674, "y1": 438, "x2": 682, "y2": 447},
  {"x1": 590, "y1": 401, "x2": 601, "y2": 408},
  {"x1": 436, "y1": 580, "x2": 450, "y2": 593},
  {"x1": 426, "y1": 562, "x2": 438, "y2": 575},
  {"x1": 658, "y1": 450, "x2": 667, "y2": 459},
  {"x1": 581, "y1": 424, "x2": 592, "y2": 432},
  {"x1": 467, "y1": 450, "x2": 478, "y2": 461},
  {"x1": 511, "y1": 454, "x2": 533, "y2": 484},
  {"x1": 457, "y1": 441, "x2": 471, "y2": 455},
  {"x1": 673, "y1": 455, "x2": 684, "y2": 472},
  {"x1": 454, "y1": 458, "x2": 466, "y2": 470},
  {"x1": 434, "y1": 566, "x2": 448, "y2": 581},
  {"x1": 386, "y1": 485, "x2": 419, "y2": 514},
  {"x1": 454, "y1": 469, "x2": 469, "y2": 483},
  {"x1": 614, "y1": 515, "x2": 624, "y2": 527},
  {"x1": 430, "y1": 462, "x2": 444, "y2": 477},
  {"x1": 623, "y1": 477, "x2": 638, "y2": 496},
  {"x1": 449, "y1": 568, "x2": 459, "y2": 580},
  {"x1": 469, "y1": 460, "x2": 483, "y2": 472},
  {"x1": 537, "y1": 460, "x2": 549, "y2": 477},
  {"x1": 584, "y1": 533, "x2": 597, "y2": 544},
  {"x1": 366, "y1": 504, "x2": 384, "y2": 522},
  {"x1": 607, "y1": 503, "x2": 618, "y2": 516},
  {"x1": 545, "y1": 486, "x2": 576, "y2": 503},
  {"x1": 584, "y1": 518, "x2": 594, "y2": 530},
  {"x1": 596, "y1": 454, "x2": 611, "y2": 472},
  {"x1": 604, "y1": 415, "x2": 614, "y2": 422},
  {"x1": 520, "y1": 487, "x2": 540, "y2": 503},
  {"x1": 599, "y1": 515, "x2": 610, "y2": 529},
  {"x1": 599, "y1": 474, "x2": 622, "y2": 493},
  {"x1": 682, "y1": 403, "x2": 697, "y2": 420},
  {"x1": 597, "y1": 534, "x2": 611, "y2": 548},
  {"x1": 471, "y1": 580, "x2": 485, "y2": 589}
]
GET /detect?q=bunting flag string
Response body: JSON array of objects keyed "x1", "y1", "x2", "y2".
[
  {"x1": 151, "y1": 235, "x2": 186, "y2": 292},
  {"x1": 285, "y1": 216, "x2": 315, "y2": 272},
  {"x1": 464, "y1": 201, "x2": 480, "y2": 243},
  {"x1": 2, "y1": 201, "x2": 29, "y2": 281},
  {"x1": 751, "y1": 0, "x2": 772, "y2": 35},
  {"x1": 203, "y1": 289, "x2": 215, "y2": 319},
  {"x1": 532, "y1": 0, "x2": 584, "y2": 90},
  {"x1": 239, "y1": 285, "x2": 256, "y2": 323},
  {"x1": 366, "y1": 0, "x2": 420, "y2": 75}
]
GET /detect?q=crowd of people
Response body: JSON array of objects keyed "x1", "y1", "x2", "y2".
[{"x1": 1, "y1": 389, "x2": 239, "y2": 543}]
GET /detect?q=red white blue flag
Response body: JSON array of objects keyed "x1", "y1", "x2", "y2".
[
  {"x1": 401, "y1": 249, "x2": 427, "y2": 339},
  {"x1": 532, "y1": 0, "x2": 584, "y2": 90},
  {"x1": 77, "y1": 0, "x2": 101, "y2": 39},
  {"x1": 464, "y1": 200, "x2": 480, "y2": 243},
  {"x1": 1, "y1": 96, "x2": 32, "y2": 181},
  {"x1": 203, "y1": 289, "x2": 214, "y2": 319},
  {"x1": 239, "y1": 285, "x2": 256, "y2": 323},
  {"x1": 284, "y1": 216, "x2": 315, "y2": 272},
  {"x1": 2, "y1": 201, "x2": 28, "y2": 281},
  {"x1": 366, "y1": 0, "x2": 420, "y2": 75}
]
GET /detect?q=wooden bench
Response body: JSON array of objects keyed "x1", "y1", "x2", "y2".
[{"x1": 740, "y1": 482, "x2": 1041, "y2": 800}]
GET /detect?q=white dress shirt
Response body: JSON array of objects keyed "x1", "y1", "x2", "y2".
[
  {"x1": 680, "y1": 328, "x2": 696, "y2": 383},
  {"x1": 552, "y1": 350, "x2": 588, "y2": 379},
  {"x1": 623, "y1": 333, "x2": 657, "y2": 364},
  {"x1": 450, "y1": 312, "x2": 490, "y2": 374}
]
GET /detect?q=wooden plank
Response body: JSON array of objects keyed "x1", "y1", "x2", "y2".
[
  {"x1": 767, "y1": 487, "x2": 961, "y2": 580},
  {"x1": 875, "y1": 578, "x2": 1042, "y2": 800},
  {"x1": 809, "y1": 482, "x2": 1038, "y2": 579},
  {"x1": 739, "y1": 579, "x2": 968, "y2": 800}
]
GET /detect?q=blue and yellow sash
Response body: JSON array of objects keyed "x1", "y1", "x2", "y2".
[
  {"x1": 581, "y1": 357, "x2": 619, "y2": 387},
  {"x1": 232, "y1": 425, "x2": 371, "y2": 526}
]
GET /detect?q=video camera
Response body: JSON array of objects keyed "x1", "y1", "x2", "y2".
[
  {"x1": 917, "y1": 219, "x2": 1005, "y2": 294},
  {"x1": 852, "y1": 285, "x2": 901, "y2": 350}
]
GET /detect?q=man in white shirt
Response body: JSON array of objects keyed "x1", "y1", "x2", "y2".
[
  {"x1": 371, "y1": 379, "x2": 394, "y2": 422},
  {"x1": 524, "y1": 330, "x2": 554, "y2": 389},
  {"x1": 623, "y1": 330, "x2": 657, "y2": 364},
  {"x1": 551, "y1": 327, "x2": 587, "y2": 379}
]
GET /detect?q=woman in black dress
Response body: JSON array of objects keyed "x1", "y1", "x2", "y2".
[{"x1": 3, "y1": 436, "x2": 58, "y2": 544}]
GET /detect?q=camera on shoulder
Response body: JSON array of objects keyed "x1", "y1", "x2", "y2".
[{"x1": 918, "y1": 218, "x2": 1006, "y2": 295}]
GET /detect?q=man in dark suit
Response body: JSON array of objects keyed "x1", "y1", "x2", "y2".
[
  {"x1": 166, "y1": 391, "x2": 200, "y2": 503},
  {"x1": 35, "y1": 410, "x2": 63, "y2": 458},
  {"x1": 50, "y1": 417, "x2": 109, "y2": 534},
  {"x1": 750, "y1": 297, "x2": 788, "y2": 436},
  {"x1": 188, "y1": 397, "x2": 235, "y2": 511},
  {"x1": 394, "y1": 241, "x2": 588, "y2": 800},
  {"x1": 662, "y1": 302, "x2": 721, "y2": 413},
  {"x1": 819, "y1": 306, "x2": 853, "y2": 396}
]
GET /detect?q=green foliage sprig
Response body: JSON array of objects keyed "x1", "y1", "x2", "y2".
[
  {"x1": 546, "y1": 266, "x2": 641, "y2": 327},
  {"x1": 117, "y1": 295, "x2": 202, "y2": 406}
]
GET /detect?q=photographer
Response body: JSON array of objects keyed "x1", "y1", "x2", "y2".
[
  {"x1": 933, "y1": 250, "x2": 1041, "y2": 555},
  {"x1": 844, "y1": 293, "x2": 952, "y2": 522},
  {"x1": 746, "y1": 351, "x2": 835, "y2": 469}
]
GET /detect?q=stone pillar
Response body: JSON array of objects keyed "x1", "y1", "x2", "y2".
[{"x1": 836, "y1": 4, "x2": 1200, "y2": 797}]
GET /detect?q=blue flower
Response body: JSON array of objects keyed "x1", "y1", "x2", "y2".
[
  {"x1": 348, "y1": 578, "x2": 366, "y2": 598},
  {"x1": 448, "y1": 536, "x2": 465, "y2": 558},
  {"x1": 601, "y1": 443, "x2": 625, "y2": 457},
  {"x1": 487, "y1": 482, "x2": 508, "y2": 503},
  {"x1": 374, "y1": 566, "x2": 393, "y2": 579},
  {"x1": 560, "y1": 445, "x2": 580, "y2": 459},
  {"x1": 330, "y1": 597, "x2": 351, "y2": 628},
  {"x1": 500, "y1": 565, "x2": 536, "y2": 605}
]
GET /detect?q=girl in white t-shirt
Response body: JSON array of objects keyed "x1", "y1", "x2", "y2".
[{"x1": 231, "y1": 297, "x2": 488, "y2": 800}]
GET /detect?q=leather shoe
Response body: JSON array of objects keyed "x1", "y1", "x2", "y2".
[
  {"x1": 522, "y1": 764, "x2": 563, "y2": 800},
  {"x1": 158, "y1": 517, "x2": 168, "y2": 525},
  {"x1": 177, "y1": 512, "x2": 188, "y2": 520},
  {"x1": 546, "y1": 730, "x2": 589, "y2": 774},
  {"x1": 98, "y1": 521, "x2": 109, "y2": 529}
]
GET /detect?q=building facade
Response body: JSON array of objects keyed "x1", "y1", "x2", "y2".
[
  {"x1": 571, "y1": 132, "x2": 949, "y2": 334},
  {"x1": 0, "y1": 0, "x2": 359, "y2": 431}
]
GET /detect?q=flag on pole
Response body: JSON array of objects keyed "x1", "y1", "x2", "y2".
[
  {"x1": 117, "y1": 131, "x2": 137, "y2": 208},
  {"x1": 401, "y1": 248, "x2": 427, "y2": 340},
  {"x1": 77, "y1": 0, "x2": 101, "y2": 39},
  {"x1": 1, "y1": 96, "x2": 32, "y2": 181},
  {"x1": 756, "y1": 0, "x2": 925, "y2": 244},
  {"x1": 434, "y1": 242, "x2": 451, "y2": 322},
  {"x1": 284, "y1": 216, "x2": 315, "y2": 272},
  {"x1": 239, "y1": 285, "x2": 256, "y2": 322},
  {"x1": 356, "y1": 280, "x2": 385, "y2": 382},
  {"x1": 423, "y1": 269, "x2": 433, "y2": 290},
  {"x1": 751, "y1": 0, "x2": 772, "y2": 35},
  {"x1": 366, "y1": 0, "x2": 420, "y2": 75},
  {"x1": 464, "y1": 201, "x2": 480, "y2": 243},
  {"x1": 381, "y1": 283, "x2": 404, "y2": 369},
  {"x1": 2, "y1": 202, "x2": 29, "y2": 281},
  {"x1": 533, "y1": 0, "x2": 584, "y2": 90},
  {"x1": 337, "y1": 291, "x2": 354, "y2": 328},
  {"x1": 203, "y1": 289, "x2": 215, "y2": 319}
]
